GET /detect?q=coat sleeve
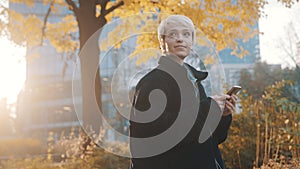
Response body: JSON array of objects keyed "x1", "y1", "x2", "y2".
[
  {"x1": 129, "y1": 71, "x2": 180, "y2": 138},
  {"x1": 182, "y1": 83, "x2": 232, "y2": 145},
  {"x1": 129, "y1": 80, "x2": 151, "y2": 138},
  {"x1": 129, "y1": 75, "x2": 175, "y2": 168},
  {"x1": 129, "y1": 80, "x2": 153, "y2": 168},
  {"x1": 209, "y1": 98, "x2": 232, "y2": 144},
  {"x1": 177, "y1": 83, "x2": 212, "y2": 145}
]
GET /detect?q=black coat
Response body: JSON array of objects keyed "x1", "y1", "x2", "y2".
[{"x1": 130, "y1": 56, "x2": 232, "y2": 169}]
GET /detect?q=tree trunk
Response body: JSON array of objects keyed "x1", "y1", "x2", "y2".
[
  {"x1": 255, "y1": 101, "x2": 260, "y2": 168},
  {"x1": 263, "y1": 106, "x2": 269, "y2": 164},
  {"x1": 75, "y1": 3, "x2": 107, "y2": 134}
]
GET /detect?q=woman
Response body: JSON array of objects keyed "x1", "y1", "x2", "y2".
[{"x1": 129, "y1": 15, "x2": 237, "y2": 169}]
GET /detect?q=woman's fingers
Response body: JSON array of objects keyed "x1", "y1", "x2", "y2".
[
  {"x1": 223, "y1": 95, "x2": 238, "y2": 115},
  {"x1": 211, "y1": 94, "x2": 238, "y2": 115}
]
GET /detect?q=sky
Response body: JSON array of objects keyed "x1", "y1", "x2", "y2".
[
  {"x1": 0, "y1": 0, "x2": 299, "y2": 103},
  {"x1": 259, "y1": 0, "x2": 300, "y2": 68}
]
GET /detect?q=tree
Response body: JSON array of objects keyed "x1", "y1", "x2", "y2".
[
  {"x1": 239, "y1": 62, "x2": 280, "y2": 98},
  {"x1": 278, "y1": 22, "x2": 300, "y2": 68},
  {"x1": 1, "y1": 0, "x2": 299, "y2": 134},
  {"x1": 277, "y1": 21, "x2": 300, "y2": 102},
  {"x1": 239, "y1": 61, "x2": 300, "y2": 102}
]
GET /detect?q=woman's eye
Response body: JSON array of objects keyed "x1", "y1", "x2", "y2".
[
  {"x1": 168, "y1": 32, "x2": 177, "y2": 37},
  {"x1": 183, "y1": 32, "x2": 191, "y2": 37}
]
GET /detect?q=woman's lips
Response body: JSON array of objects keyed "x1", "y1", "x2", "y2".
[{"x1": 175, "y1": 45, "x2": 186, "y2": 48}]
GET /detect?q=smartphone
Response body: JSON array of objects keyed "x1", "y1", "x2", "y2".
[{"x1": 226, "y1": 86, "x2": 242, "y2": 95}]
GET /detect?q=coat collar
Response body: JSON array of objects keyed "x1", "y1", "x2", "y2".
[
  {"x1": 158, "y1": 55, "x2": 183, "y2": 68},
  {"x1": 183, "y1": 63, "x2": 208, "y2": 81},
  {"x1": 158, "y1": 55, "x2": 208, "y2": 81}
]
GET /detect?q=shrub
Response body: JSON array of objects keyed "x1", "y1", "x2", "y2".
[{"x1": 0, "y1": 138, "x2": 46, "y2": 157}]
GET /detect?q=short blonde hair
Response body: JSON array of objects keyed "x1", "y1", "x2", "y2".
[{"x1": 157, "y1": 15, "x2": 196, "y2": 53}]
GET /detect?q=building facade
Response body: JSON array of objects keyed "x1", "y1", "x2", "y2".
[
  {"x1": 218, "y1": 26, "x2": 260, "y2": 87},
  {"x1": 12, "y1": 1, "x2": 81, "y2": 140}
]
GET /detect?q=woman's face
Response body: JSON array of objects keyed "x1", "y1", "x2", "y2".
[{"x1": 163, "y1": 26, "x2": 193, "y2": 60}]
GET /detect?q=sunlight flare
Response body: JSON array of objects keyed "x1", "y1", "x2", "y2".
[{"x1": 0, "y1": 38, "x2": 26, "y2": 103}]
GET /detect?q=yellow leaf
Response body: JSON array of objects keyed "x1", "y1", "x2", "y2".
[{"x1": 204, "y1": 55, "x2": 215, "y2": 65}]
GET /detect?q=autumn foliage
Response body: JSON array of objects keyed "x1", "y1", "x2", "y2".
[
  {"x1": 0, "y1": 0, "x2": 299, "y2": 169},
  {"x1": 220, "y1": 80, "x2": 300, "y2": 169}
]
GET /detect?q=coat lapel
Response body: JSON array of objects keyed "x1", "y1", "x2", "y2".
[{"x1": 184, "y1": 63, "x2": 208, "y2": 81}]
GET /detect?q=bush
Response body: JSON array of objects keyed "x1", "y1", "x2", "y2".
[
  {"x1": 258, "y1": 159, "x2": 300, "y2": 169},
  {"x1": 0, "y1": 130, "x2": 130, "y2": 169},
  {"x1": 0, "y1": 138, "x2": 46, "y2": 157}
]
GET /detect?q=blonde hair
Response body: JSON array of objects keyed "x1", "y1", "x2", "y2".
[{"x1": 157, "y1": 15, "x2": 196, "y2": 53}]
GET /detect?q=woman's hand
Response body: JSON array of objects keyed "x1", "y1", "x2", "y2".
[
  {"x1": 223, "y1": 94, "x2": 237, "y2": 116},
  {"x1": 211, "y1": 94, "x2": 237, "y2": 116}
]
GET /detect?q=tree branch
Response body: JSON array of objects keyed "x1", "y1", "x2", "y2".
[
  {"x1": 102, "y1": 0, "x2": 124, "y2": 17},
  {"x1": 65, "y1": 0, "x2": 78, "y2": 15},
  {"x1": 99, "y1": 0, "x2": 110, "y2": 15},
  {"x1": 41, "y1": 0, "x2": 54, "y2": 45},
  {"x1": 280, "y1": 40, "x2": 295, "y2": 60}
]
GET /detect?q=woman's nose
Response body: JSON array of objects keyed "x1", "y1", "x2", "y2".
[{"x1": 176, "y1": 34, "x2": 184, "y2": 42}]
